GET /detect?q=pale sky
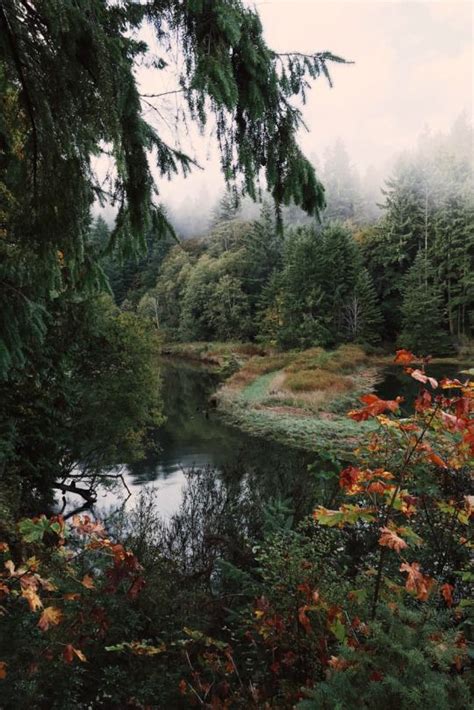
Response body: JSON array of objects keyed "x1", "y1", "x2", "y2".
[{"x1": 137, "y1": 0, "x2": 473, "y2": 217}]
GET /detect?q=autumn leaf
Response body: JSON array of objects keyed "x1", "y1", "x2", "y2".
[
  {"x1": 440, "y1": 583, "x2": 454, "y2": 608},
  {"x1": 37, "y1": 606, "x2": 63, "y2": 631},
  {"x1": 127, "y1": 575, "x2": 145, "y2": 599},
  {"x1": 394, "y1": 349, "x2": 416, "y2": 365},
  {"x1": 400, "y1": 562, "x2": 434, "y2": 601},
  {"x1": 4, "y1": 560, "x2": 15, "y2": 576},
  {"x1": 63, "y1": 644, "x2": 87, "y2": 663},
  {"x1": 22, "y1": 587, "x2": 43, "y2": 612},
  {"x1": 178, "y1": 679, "x2": 187, "y2": 695},
  {"x1": 63, "y1": 592, "x2": 81, "y2": 601},
  {"x1": 369, "y1": 670, "x2": 384, "y2": 682},
  {"x1": 0, "y1": 661, "x2": 6, "y2": 679},
  {"x1": 348, "y1": 394, "x2": 402, "y2": 421},
  {"x1": 81, "y1": 574, "x2": 95, "y2": 589},
  {"x1": 439, "y1": 377, "x2": 464, "y2": 389},
  {"x1": 339, "y1": 466, "x2": 361, "y2": 491},
  {"x1": 298, "y1": 605, "x2": 312, "y2": 634},
  {"x1": 71, "y1": 515, "x2": 106, "y2": 538},
  {"x1": 298, "y1": 604, "x2": 311, "y2": 634},
  {"x1": 427, "y1": 451, "x2": 447, "y2": 469},
  {"x1": 328, "y1": 655, "x2": 350, "y2": 671},
  {"x1": 378, "y1": 527, "x2": 408, "y2": 554},
  {"x1": 0, "y1": 543, "x2": 9, "y2": 553},
  {"x1": 407, "y1": 368, "x2": 438, "y2": 389}
]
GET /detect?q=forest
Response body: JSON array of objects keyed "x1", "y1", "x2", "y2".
[{"x1": 0, "y1": 1, "x2": 473, "y2": 708}]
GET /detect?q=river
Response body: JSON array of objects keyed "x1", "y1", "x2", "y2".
[{"x1": 62, "y1": 359, "x2": 467, "y2": 519}]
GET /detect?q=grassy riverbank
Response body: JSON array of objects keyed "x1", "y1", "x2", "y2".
[
  {"x1": 161, "y1": 341, "x2": 267, "y2": 369},
  {"x1": 212, "y1": 344, "x2": 380, "y2": 456},
  {"x1": 162, "y1": 340, "x2": 472, "y2": 456}
]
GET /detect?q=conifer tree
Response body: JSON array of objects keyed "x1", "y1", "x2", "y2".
[
  {"x1": 398, "y1": 253, "x2": 451, "y2": 355},
  {"x1": 343, "y1": 267, "x2": 383, "y2": 344},
  {"x1": 0, "y1": 0, "x2": 347, "y2": 376}
]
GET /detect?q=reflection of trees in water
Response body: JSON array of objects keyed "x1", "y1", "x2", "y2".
[
  {"x1": 376, "y1": 365, "x2": 463, "y2": 415},
  {"x1": 128, "y1": 362, "x2": 317, "y2": 517},
  {"x1": 122, "y1": 455, "x2": 324, "y2": 573}
]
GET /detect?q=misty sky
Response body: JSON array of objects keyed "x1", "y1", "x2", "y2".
[{"x1": 138, "y1": 0, "x2": 473, "y2": 218}]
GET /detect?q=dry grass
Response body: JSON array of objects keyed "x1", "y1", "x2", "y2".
[
  {"x1": 224, "y1": 353, "x2": 292, "y2": 389},
  {"x1": 319, "y1": 344, "x2": 368, "y2": 372},
  {"x1": 284, "y1": 368, "x2": 354, "y2": 393}
]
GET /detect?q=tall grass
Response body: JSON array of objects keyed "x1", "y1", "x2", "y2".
[{"x1": 284, "y1": 368, "x2": 354, "y2": 393}]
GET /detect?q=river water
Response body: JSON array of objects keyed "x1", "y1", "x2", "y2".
[
  {"x1": 62, "y1": 359, "x2": 466, "y2": 519},
  {"x1": 66, "y1": 360, "x2": 312, "y2": 519}
]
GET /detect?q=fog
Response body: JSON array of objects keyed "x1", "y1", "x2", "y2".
[{"x1": 100, "y1": 0, "x2": 473, "y2": 235}]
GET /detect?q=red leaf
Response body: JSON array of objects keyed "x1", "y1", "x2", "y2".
[
  {"x1": 440, "y1": 583, "x2": 454, "y2": 608},
  {"x1": 400, "y1": 562, "x2": 434, "y2": 601},
  {"x1": 394, "y1": 349, "x2": 416, "y2": 365},
  {"x1": 298, "y1": 605, "x2": 312, "y2": 634},
  {"x1": 439, "y1": 378, "x2": 464, "y2": 389},
  {"x1": 339, "y1": 466, "x2": 361, "y2": 490},
  {"x1": 348, "y1": 395, "x2": 402, "y2": 421},
  {"x1": 127, "y1": 575, "x2": 146, "y2": 599},
  {"x1": 369, "y1": 670, "x2": 384, "y2": 682}
]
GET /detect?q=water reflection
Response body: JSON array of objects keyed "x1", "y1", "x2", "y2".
[
  {"x1": 62, "y1": 359, "x2": 467, "y2": 519},
  {"x1": 61, "y1": 360, "x2": 312, "y2": 519}
]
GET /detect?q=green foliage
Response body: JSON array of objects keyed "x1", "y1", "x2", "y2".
[
  {"x1": 300, "y1": 605, "x2": 471, "y2": 710},
  {"x1": 0, "y1": 0, "x2": 344, "y2": 378},
  {"x1": 398, "y1": 253, "x2": 452, "y2": 355},
  {"x1": 0, "y1": 295, "x2": 163, "y2": 506}
]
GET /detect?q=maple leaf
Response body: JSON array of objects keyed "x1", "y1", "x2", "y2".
[
  {"x1": 400, "y1": 562, "x2": 434, "y2": 601},
  {"x1": 349, "y1": 394, "x2": 402, "y2": 421},
  {"x1": 339, "y1": 466, "x2": 361, "y2": 491},
  {"x1": 63, "y1": 644, "x2": 87, "y2": 663},
  {"x1": 440, "y1": 583, "x2": 454, "y2": 608},
  {"x1": 394, "y1": 349, "x2": 416, "y2": 365},
  {"x1": 22, "y1": 587, "x2": 43, "y2": 612},
  {"x1": 71, "y1": 515, "x2": 106, "y2": 538},
  {"x1": 37, "y1": 606, "x2": 63, "y2": 631},
  {"x1": 378, "y1": 527, "x2": 408, "y2": 554},
  {"x1": 81, "y1": 574, "x2": 95, "y2": 590},
  {"x1": 415, "y1": 390, "x2": 432, "y2": 412},
  {"x1": 439, "y1": 377, "x2": 464, "y2": 389},
  {"x1": 407, "y1": 368, "x2": 438, "y2": 389}
]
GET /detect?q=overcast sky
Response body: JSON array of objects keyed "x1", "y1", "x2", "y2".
[{"x1": 140, "y1": 0, "x2": 473, "y2": 216}]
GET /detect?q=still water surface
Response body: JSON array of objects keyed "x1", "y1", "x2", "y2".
[
  {"x1": 64, "y1": 360, "x2": 467, "y2": 518},
  {"x1": 70, "y1": 360, "x2": 311, "y2": 518}
]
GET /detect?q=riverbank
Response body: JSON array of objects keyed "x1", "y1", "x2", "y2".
[
  {"x1": 161, "y1": 341, "x2": 472, "y2": 457},
  {"x1": 161, "y1": 341, "x2": 267, "y2": 370},
  {"x1": 211, "y1": 344, "x2": 380, "y2": 457}
]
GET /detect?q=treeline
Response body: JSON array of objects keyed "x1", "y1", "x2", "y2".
[{"x1": 99, "y1": 118, "x2": 473, "y2": 355}]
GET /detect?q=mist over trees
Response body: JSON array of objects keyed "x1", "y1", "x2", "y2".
[{"x1": 104, "y1": 114, "x2": 473, "y2": 355}]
